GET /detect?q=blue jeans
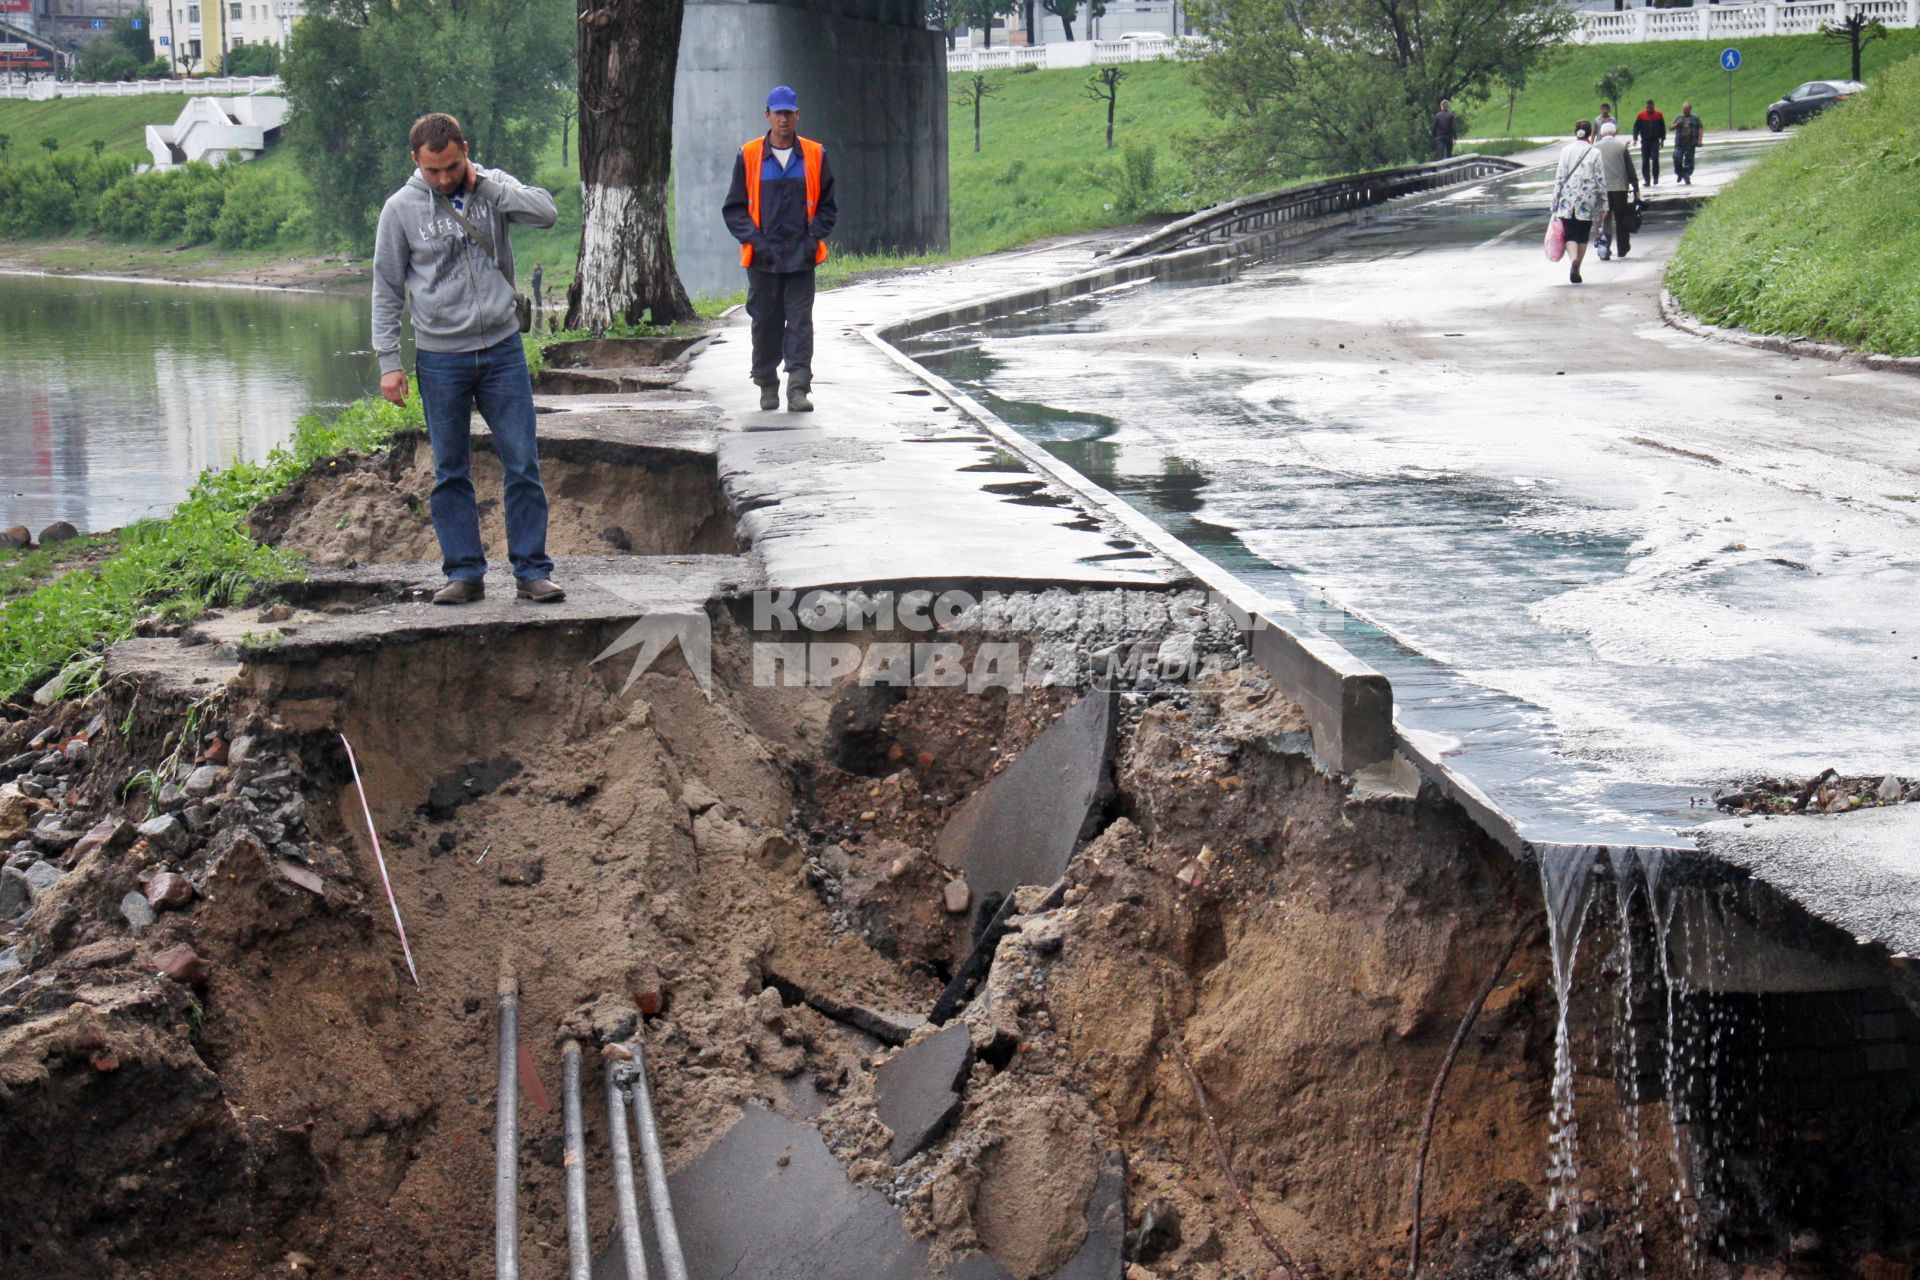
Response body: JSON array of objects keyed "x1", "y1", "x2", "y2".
[{"x1": 415, "y1": 335, "x2": 553, "y2": 584}]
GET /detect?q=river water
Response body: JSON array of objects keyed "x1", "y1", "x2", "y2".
[{"x1": 0, "y1": 272, "x2": 382, "y2": 535}]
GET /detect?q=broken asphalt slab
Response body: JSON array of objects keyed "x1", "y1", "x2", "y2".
[
  {"x1": 1694, "y1": 804, "x2": 1920, "y2": 958},
  {"x1": 876, "y1": 1023, "x2": 974, "y2": 1164},
  {"x1": 937, "y1": 689, "x2": 1117, "y2": 929},
  {"x1": 592, "y1": 1104, "x2": 1022, "y2": 1280}
]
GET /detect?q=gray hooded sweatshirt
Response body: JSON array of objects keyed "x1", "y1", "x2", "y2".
[{"x1": 372, "y1": 165, "x2": 558, "y2": 375}]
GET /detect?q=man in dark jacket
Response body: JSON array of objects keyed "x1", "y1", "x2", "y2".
[
  {"x1": 1432, "y1": 99, "x2": 1457, "y2": 161},
  {"x1": 721, "y1": 85, "x2": 838, "y2": 413},
  {"x1": 1671, "y1": 102, "x2": 1704, "y2": 185},
  {"x1": 1633, "y1": 99, "x2": 1668, "y2": 186}
]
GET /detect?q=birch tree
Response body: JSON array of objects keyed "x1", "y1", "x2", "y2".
[{"x1": 568, "y1": 0, "x2": 693, "y2": 329}]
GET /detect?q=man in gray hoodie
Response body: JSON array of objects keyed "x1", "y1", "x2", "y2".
[{"x1": 374, "y1": 112, "x2": 564, "y2": 605}]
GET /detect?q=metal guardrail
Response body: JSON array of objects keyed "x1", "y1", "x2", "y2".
[{"x1": 1107, "y1": 154, "x2": 1526, "y2": 260}]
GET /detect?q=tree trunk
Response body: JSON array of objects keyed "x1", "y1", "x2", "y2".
[
  {"x1": 1061, "y1": 14, "x2": 1075, "y2": 40},
  {"x1": 983, "y1": 20, "x2": 991, "y2": 47},
  {"x1": 1106, "y1": 93, "x2": 1115, "y2": 148},
  {"x1": 974, "y1": 96, "x2": 982, "y2": 151},
  {"x1": 568, "y1": 0, "x2": 693, "y2": 330},
  {"x1": 1025, "y1": 0, "x2": 1037, "y2": 43},
  {"x1": 1852, "y1": 32, "x2": 1863, "y2": 80}
]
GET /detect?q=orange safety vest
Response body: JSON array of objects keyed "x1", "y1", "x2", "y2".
[{"x1": 740, "y1": 135, "x2": 830, "y2": 269}]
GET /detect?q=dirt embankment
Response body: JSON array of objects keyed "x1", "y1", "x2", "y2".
[{"x1": 1, "y1": 579, "x2": 1917, "y2": 1274}]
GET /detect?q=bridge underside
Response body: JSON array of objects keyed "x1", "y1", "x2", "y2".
[{"x1": 673, "y1": 0, "x2": 950, "y2": 300}]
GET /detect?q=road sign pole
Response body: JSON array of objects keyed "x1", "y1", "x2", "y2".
[
  {"x1": 1728, "y1": 69, "x2": 1734, "y2": 130},
  {"x1": 1720, "y1": 47, "x2": 1742, "y2": 130}
]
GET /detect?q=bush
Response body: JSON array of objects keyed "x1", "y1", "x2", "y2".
[
  {"x1": 221, "y1": 43, "x2": 282, "y2": 77},
  {"x1": 211, "y1": 165, "x2": 305, "y2": 248},
  {"x1": 0, "y1": 151, "x2": 131, "y2": 237}
]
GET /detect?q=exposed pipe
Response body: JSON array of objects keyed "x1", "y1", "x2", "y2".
[
  {"x1": 561, "y1": 1040, "x2": 592, "y2": 1280},
  {"x1": 495, "y1": 970, "x2": 520, "y2": 1280},
  {"x1": 605, "y1": 1059, "x2": 651, "y2": 1280},
  {"x1": 626, "y1": 1035, "x2": 691, "y2": 1280}
]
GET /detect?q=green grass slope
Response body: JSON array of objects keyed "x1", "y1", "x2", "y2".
[
  {"x1": 945, "y1": 59, "x2": 1223, "y2": 255},
  {"x1": 0, "y1": 94, "x2": 193, "y2": 160},
  {"x1": 1665, "y1": 51, "x2": 1920, "y2": 356},
  {"x1": 1468, "y1": 29, "x2": 1920, "y2": 137}
]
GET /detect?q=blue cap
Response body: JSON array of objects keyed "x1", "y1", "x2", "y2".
[{"x1": 766, "y1": 85, "x2": 798, "y2": 112}]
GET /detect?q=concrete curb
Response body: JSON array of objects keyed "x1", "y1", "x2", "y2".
[{"x1": 1660, "y1": 289, "x2": 1920, "y2": 378}]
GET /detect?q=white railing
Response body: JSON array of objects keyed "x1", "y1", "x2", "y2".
[
  {"x1": 0, "y1": 75, "x2": 281, "y2": 101},
  {"x1": 947, "y1": 35, "x2": 1206, "y2": 73},
  {"x1": 1577, "y1": 0, "x2": 1919, "y2": 44}
]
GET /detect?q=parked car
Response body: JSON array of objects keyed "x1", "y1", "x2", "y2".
[{"x1": 1766, "y1": 80, "x2": 1866, "y2": 131}]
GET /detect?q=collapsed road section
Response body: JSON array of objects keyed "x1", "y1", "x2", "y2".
[{"x1": 0, "y1": 198, "x2": 1917, "y2": 1280}]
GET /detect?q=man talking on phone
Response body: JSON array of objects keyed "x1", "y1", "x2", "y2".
[{"x1": 372, "y1": 112, "x2": 564, "y2": 605}]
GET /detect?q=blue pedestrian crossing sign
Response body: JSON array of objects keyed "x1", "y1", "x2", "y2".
[
  {"x1": 131, "y1": 17, "x2": 143, "y2": 27},
  {"x1": 1721, "y1": 47, "x2": 1742, "y2": 71}
]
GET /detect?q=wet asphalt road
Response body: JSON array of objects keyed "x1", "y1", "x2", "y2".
[{"x1": 907, "y1": 140, "x2": 1920, "y2": 844}]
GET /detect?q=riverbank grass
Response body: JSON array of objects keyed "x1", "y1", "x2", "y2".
[
  {"x1": 0, "y1": 395, "x2": 424, "y2": 705},
  {"x1": 1665, "y1": 51, "x2": 1920, "y2": 356}
]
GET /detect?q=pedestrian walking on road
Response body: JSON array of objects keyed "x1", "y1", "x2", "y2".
[
  {"x1": 722, "y1": 84, "x2": 838, "y2": 414},
  {"x1": 1550, "y1": 121, "x2": 1605, "y2": 285},
  {"x1": 1593, "y1": 120, "x2": 1641, "y2": 261},
  {"x1": 1634, "y1": 100, "x2": 1667, "y2": 185},
  {"x1": 1432, "y1": 99, "x2": 1458, "y2": 161},
  {"x1": 372, "y1": 112, "x2": 564, "y2": 606},
  {"x1": 1672, "y1": 103, "x2": 1704, "y2": 185}
]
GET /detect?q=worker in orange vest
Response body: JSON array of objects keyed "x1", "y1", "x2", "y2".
[{"x1": 722, "y1": 85, "x2": 838, "y2": 413}]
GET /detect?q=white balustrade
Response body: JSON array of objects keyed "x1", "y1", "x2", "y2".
[{"x1": 1575, "y1": 0, "x2": 1916, "y2": 44}]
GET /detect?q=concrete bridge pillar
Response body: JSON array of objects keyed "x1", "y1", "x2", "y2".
[{"x1": 672, "y1": 0, "x2": 951, "y2": 301}]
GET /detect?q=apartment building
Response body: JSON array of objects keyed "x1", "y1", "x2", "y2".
[{"x1": 152, "y1": 0, "x2": 301, "y2": 74}]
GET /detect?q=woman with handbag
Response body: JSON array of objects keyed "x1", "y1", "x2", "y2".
[{"x1": 1547, "y1": 121, "x2": 1605, "y2": 285}]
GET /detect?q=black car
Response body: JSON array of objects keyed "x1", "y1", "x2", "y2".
[{"x1": 1766, "y1": 79, "x2": 1866, "y2": 131}]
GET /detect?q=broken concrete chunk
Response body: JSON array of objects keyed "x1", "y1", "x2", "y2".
[
  {"x1": 20, "y1": 858, "x2": 63, "y2": 900},
  {"x1": 0, "y1": 868, "x2": 30, "y2": 918},
  {"x1": 70, "y1": 816, "x2": 131, "y2": 862},
  {"x1": 875, "y1": 1023, "x2": 974, "y2": 1164},
  {"x1": 136, "y1": 814, "x2": 189, "y2": 856},
  {"x1": 120, "y1": 890, "x2": 157, "y2": 935},
  {"x1": 183, "y1": 765, "x2": 227, "y2": 797},
  {"x1": 937, "y1": 689, "x2": 1117, "y2": 931},
  {"x1": 1056, "y1": 1149, "x2": 1129, "y2": 1279},
  {"x1": 590, "y1": 1105, "x2": 932, "y2": 1280},
  {"x1": 276, "y1": 861, "x2": 326, "y2": 896}
]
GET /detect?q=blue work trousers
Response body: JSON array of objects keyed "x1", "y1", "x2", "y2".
[{"x1": 415, "y1": 334, "x2": 554, "y2": 584}]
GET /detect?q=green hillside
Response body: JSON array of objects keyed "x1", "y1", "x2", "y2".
[
  {"x1": 1666, "y1": 51, "x2": 1920, "y2": 355},
  {"x1": 1465, "y1": 28, "x2": 1920, "y2": 137},
  {"x1": 0, "y1": 93, "x2": 192, "y2": 160}
]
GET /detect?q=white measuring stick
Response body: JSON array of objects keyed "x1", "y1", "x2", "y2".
[{"x1": 339, "y1": 732, "x2": 420, "y2": 987}]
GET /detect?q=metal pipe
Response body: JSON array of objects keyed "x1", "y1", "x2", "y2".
[
  {"x1": 605, "y1": 1060, "x2": 651, "y2": 1280},
  {"x1": 561, "y1": 1040, "x2": 591, "y2": 1280},
  {"x1": 495, "y1": 971, "x2": 520, "y2": 1280},
  {"x1": 626, "y1": 1036, "x2": 691, "y2": 1280}
]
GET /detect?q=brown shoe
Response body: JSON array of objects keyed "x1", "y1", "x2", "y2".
[
  {"x1": 516, "y1": 577, "x2": 566, "y2": 603},
  {"x1": 432, "y1": 579, "x2": 485, "y2": 605}
]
